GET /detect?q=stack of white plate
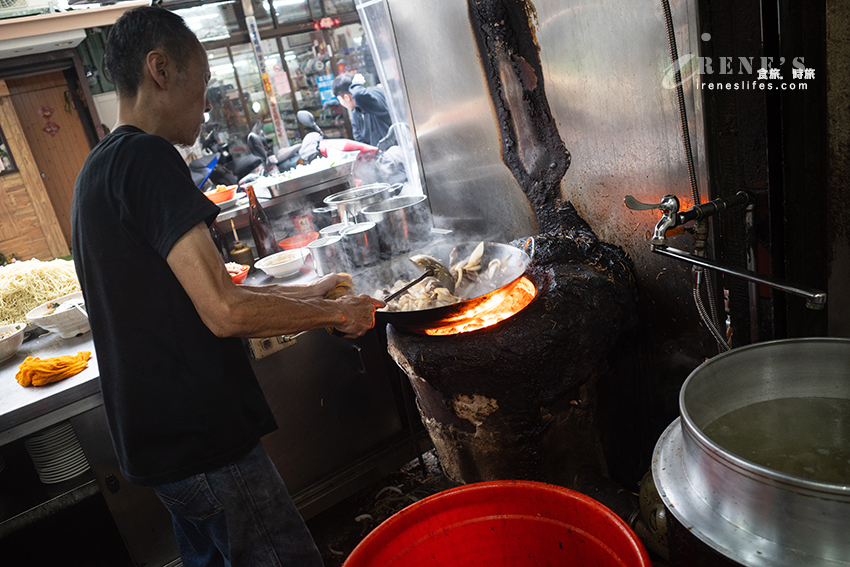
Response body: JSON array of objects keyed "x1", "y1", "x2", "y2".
[{"x1": 24, "y1": 422, "x2": 89, "y2": 484}]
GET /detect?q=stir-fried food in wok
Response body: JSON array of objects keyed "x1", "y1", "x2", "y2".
[
  {"x1": 379, "y1": 277, "x2": 460, "y2": 312},
  {"x1": 377, "y1": 242, "x2": 520, "y2": 312}
]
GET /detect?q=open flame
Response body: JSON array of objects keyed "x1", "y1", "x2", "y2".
[{"x1": 424, "y1": 276, "x2": 537, "y2": 336}]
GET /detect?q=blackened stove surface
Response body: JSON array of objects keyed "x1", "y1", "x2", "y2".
[{"x1": 388, "y1": 205, "x2": 639, "y2": 486}]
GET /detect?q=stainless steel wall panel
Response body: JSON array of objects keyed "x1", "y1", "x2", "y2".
[
  {"x1": 388, "y1": 0, "x2": 537, "y2": 241},
  {"x1": 385, "y1": 0, "x2": 718, "y2": 457}
]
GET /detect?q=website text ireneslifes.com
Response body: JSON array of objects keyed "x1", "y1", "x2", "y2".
[
  {"x1": 663, "y1": 54, "x2": 816, "y2": 91},
  {"x1": 698, "y1": 81, "x2": 808, "y2": 90}
]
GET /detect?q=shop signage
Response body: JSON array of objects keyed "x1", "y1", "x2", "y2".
[
  {"x1": 316, "y1": 74, "x2": 335, "y2": 104},
  {"x1": 246, "y1": 16, "x2": 289, "y2": 147},
  {"x1": 274, "y1": 72, "x2": 292, "y2": 95}
]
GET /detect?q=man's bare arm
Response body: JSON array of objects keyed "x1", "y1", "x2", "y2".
[{"x1": 166, "y1": 222, "x2": 384, "y2": 338}]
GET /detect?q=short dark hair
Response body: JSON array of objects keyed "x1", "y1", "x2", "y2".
[
  {"x1": 104, "y1": 6, "x2": 200, "y2": 98},
  {"x1": 332, "y1": 73, "x2": 355, "y2": 98}
]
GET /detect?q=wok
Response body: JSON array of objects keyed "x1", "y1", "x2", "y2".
[{"x1": 376, "y1": 241, "x2": 532, "y2": 333}]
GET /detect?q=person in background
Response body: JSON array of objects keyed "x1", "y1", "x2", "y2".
[
  {"x1": 333, "y1": 72, "x2": 396, "y2": 149},
  {"x1": 71, "y1": 7, "x2": 383, "y2": 567}
]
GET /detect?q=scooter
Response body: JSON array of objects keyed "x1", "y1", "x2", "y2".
[
  {"x1": 296, "y1": 110, "x2": 379, "y2": 164},
  {"x1": 189, "y1": 124, "x2": 264, "y2": 189},
  {"x1": 293, "y1": 110, "x2": 403, "y2": 186},
  {"x1": 296, "y1": 109, "x2": 408, "y2": 185}
]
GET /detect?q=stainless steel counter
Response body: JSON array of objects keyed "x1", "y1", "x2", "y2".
[
  {"x1": 0, "y1": 332, "x2": 100, "y2": 446},
  {"x1": 0, "y1": 265, "x2": 425, "y2": 565},
  {"x1": 215, "y1": 162, "x2": 355, "y2": 224}
]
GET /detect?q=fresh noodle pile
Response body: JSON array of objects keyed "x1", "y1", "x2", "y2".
[{"x1": 0, "y1": 259, "x2": 81, "y2": 326}]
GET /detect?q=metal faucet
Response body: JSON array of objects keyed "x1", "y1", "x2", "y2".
[{"x1": 625, "y1": 191, "x2": 827, "y2": 310}]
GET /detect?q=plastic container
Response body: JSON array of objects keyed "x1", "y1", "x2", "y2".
[
  {"x1": 343, "y1": 480, "x2": 651, "y2": 567},
  {"x1": 227, "y1": 263, "x2": 250, "y2": 284},
  {"x1": 203, "y1": 184, "x2": 237, "y2": 204},
  {"x1": 278, "y1": 231, "x2": 319, "y2": 251}
]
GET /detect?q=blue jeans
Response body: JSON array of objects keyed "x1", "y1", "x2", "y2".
[{"x1": 151, "y1": 442, "x2": 323, "y2": 567}]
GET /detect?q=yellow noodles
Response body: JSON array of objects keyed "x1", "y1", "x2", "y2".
[{"x1": 0, "y1": 259, "x2": 81, "y2": 326}]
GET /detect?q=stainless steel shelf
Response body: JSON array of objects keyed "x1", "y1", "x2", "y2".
[{"x1": 0, "y1": 438, "x2": 98, "y2": 538}]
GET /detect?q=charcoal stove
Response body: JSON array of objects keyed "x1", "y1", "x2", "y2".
[
  {"x1": 387, "y1": 205, "x2": 639, "y2": 488},
  {"x1": 383, "y1": 0, "x2": 641, "y2": 493}
]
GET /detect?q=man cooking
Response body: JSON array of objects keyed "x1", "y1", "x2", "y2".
[{"x1": 70, "y1": 7, "x2": 383, "y2": 566}]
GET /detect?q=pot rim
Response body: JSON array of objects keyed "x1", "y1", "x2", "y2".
[
  {"x1": 653, "y1": 419, "x2": 821, "y2": 567},
  {"x1": 340, "y1": 221, "x2": 377, "y2": 236},
  {"x1": 308, "y1": 235, "x2": 343, "y2": 248},
  {"x1": 323, "y1": 183, "x2": 390, "y2": 205},
  {"x1": 362, "y1": 194, "x2": 428, "y2": 214},
  {"x1": 679, "y1": 337, "x2": 850, "y2": 494}
]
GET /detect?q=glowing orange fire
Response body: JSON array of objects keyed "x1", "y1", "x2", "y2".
[{"x1": 424, "y1": 276, "x2": 537, "y2": 336}]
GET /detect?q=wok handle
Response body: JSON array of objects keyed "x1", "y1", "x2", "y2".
[
  {"x1": 523, "y1": 237, "x2": 535, "y2": 261},
  {"x1": 383, "y1": 268, "x2": 434, "y2": 303}
]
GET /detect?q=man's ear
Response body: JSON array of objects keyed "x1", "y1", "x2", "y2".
[{"x1": 146, "y1": 50, "x2": 169, "y2": 90}]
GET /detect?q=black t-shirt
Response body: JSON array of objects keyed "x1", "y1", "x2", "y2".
[{"x1": 71, "y1": 125, "x2": 277, "y2": 486}]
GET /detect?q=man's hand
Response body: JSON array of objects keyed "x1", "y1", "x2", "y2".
[
  {"x1": 351, "y1": 73, "x2": 366, "y2": 86},
  {"x1": 333, "y1": 294, "x2": 386, "y2": 338},
  {"x1": 310, "y1": 273, "x2": 353, "y2": 300}
]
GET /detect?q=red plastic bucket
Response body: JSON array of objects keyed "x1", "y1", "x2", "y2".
[{"x1": 343, "y1": 480, "x2": 651, "y2": 567}]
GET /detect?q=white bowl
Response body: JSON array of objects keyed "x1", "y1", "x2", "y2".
[
  {"x1": 0, "y1": 323, "x2": 26, "y2": 363},
  {"x1": 254, "y1": 249, "x2": 305, "y2": 278},
  {"x1": 25, "y1": 291, "x2": 90, "y2": 339}
]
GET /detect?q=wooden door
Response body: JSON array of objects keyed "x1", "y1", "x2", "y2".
[{"x1": 7, "y1": 72, "x2": 93, "y2": 248}]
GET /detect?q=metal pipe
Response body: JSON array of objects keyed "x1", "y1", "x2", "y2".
[{"x1": 651, "y1": 245, "x2": 826, "y2": 310}]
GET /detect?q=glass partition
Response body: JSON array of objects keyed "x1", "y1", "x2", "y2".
[
  {"x1": 355, "y1": 0, "x2": 423, "y2": 193},
  {"x1": 329, "y1": 23, "x2": 377, "y2": 87},
  {"x1": 184, "y1": 2, "x2": 379, "y2": 159},
  {"x1": 281, "y1": 32, "x2": 347, "y2": 139},
  {"x1": 260, "y1": 39, "x2": 300, "y2": 146},
  {"x1": 230, "y1": 43, "x2": 267, "y2": 154},
  {"x1": 206, "y1": 47, "x2": 250, "y2": 156}
]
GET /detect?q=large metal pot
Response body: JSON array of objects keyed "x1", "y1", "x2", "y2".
[
  {"x1": 361, "y1": 195, "x2": 433, "y2": 256},
  {"x1": 341, "y1": 222, "x2": 381, "y2": 268},
  {"x1": 323, "y1": 183, "x2": 401, "y2": 224},
  {"x1": 307, "y1": 235, "x2": 350, "y2": 276},
  {"x1": 652, "y1": 338, "x2": 850, "y2": 567}
]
